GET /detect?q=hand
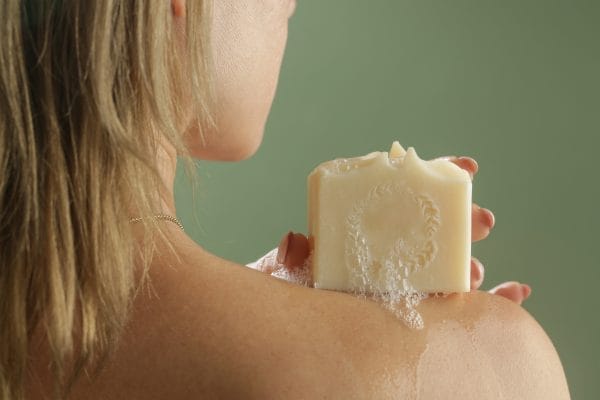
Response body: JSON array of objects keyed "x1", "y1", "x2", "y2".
[
  {"x1": 249, "y1": 156, "x2": 531, "y2": 305},
  {"x1": 452, "y1": 156, "x2": 532, "y2": 305}
]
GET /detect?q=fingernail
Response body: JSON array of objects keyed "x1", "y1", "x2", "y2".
[
  {"x1": 285, "y1": 233, "x2": 310, "y2": 268},
  {"x1": 470, "y1": 257, "x2": 484, "y2": 290},
  {"x1": 481, "y1": 208, "x2": 495, "y2": 229},
  {"x1": 521, "y1": 284, "x2": 532, "y2": 299},
  {"x1": 277, "y1": 231, "x2": 292, "y2": 265},
  {"x1": 458, "y1": 156, "x2": 479, "y2": 175}
]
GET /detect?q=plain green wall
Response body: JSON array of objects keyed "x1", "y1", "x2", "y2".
[{"x1": 176, "y1": 1, "x2": 599, "y2": 398}]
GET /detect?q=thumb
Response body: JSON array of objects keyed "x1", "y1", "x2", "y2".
[
  {"x1": 247, "y1": 231, "x2": 311, "y2": 274},
  {"x1": 276, "y1": 231, "x2": 310, "y2": 270}
]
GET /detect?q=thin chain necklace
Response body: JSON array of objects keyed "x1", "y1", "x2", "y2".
[{"x1": 129, "y1": 214, "x2": 185, "y2": 231}]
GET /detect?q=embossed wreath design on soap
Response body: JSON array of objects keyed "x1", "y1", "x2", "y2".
[{"x1": 307, "y1": 141, "x2": 472, "y2": 296}]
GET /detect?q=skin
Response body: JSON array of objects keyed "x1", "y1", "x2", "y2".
[
  {"x1": 26, "y1": 0, "x2": 569, "y2": 398},
  {"x1": 183, "y1": 0, "x2": 296, "y2": 161}
]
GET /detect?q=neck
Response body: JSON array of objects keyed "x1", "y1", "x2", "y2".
[
  {"x1": 128, "y1": 139, "x2": 209, "y2": 273},
  {"x1": 129, "y1": 135, "x2": 214, "y2": 270},
  {"x1": 155, "y1": 137, "x2": 214, "y2": 254}
]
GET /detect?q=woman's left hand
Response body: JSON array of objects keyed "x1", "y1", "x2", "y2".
[{"x1": 248, "y1": 156, "x2": 532, "y2": 305}]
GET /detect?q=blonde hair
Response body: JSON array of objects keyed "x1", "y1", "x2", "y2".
[{"x1": 0, "y1": 1, "x2": 211, "y2": 398}]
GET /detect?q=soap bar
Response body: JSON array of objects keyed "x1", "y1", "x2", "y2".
[{"x1": 307, "y1": 142, "x2": 471, "y2": 294}]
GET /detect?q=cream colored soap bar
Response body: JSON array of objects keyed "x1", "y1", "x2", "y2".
[{"x1": 308, "y1": 142, "x2": 471, "y2": 294}]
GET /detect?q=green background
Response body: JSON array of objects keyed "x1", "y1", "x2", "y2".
[{"x1": 176, "y1": 1, "x2": 599, "y2": 398}]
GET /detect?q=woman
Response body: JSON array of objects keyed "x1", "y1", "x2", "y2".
[{"x1": 0, "y1": 0, "x2": 569, "y2": 399}]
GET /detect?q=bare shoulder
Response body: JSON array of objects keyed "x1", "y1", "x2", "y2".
[
  {"x1": 291, "y1": 288, "x2": 571, "y2": 399},
  {"x1": 402, "y1": 290, "x2": 572, "y2": 399},
  {"x1": 53, "y1": 255, "x2": 570, "y2": 400},
  {"x1": 195, "y1": 265, "x2": 572, "y2": 400}
]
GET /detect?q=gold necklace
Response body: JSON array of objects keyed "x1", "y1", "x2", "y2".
[{"x1": 129, "y1": 214, "x2": 185, "y2": 231}]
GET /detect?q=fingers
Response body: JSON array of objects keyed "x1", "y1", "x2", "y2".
[
  {"x1": 248, "y1": 232, "x2": 311, "y2": 275},
  {"x1": 470, "y1": 257, "x2": 485, "y2": 290},
  {"x1": 445, "y1": 156, "x2": 495, "y2": 242},
  {"x1": 446, "y1": 156, "x2": 495, "y2": 242},
  {"x1": 277, "y1": 231, "x2": 310, "y2": 269},
  {"x1": 472, "y1": 204, "x2": 495, "y2": 242},
  {"x1": 449, "y1": 156, "x2": 527, "y2": 305},
  {"x1": 488, "y1": 281, "x2": 532, "y2": 305},
  {"x1": 449, "y1": 156, "x2": 479, "y2": 179}
]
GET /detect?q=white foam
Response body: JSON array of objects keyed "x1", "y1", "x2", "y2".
[
  {"x1": 342, "y1": 181, "x2": 441, "y2": 330},
  {"x1": 270, "y1": 254, "x2": 312, "y2": 287}
]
